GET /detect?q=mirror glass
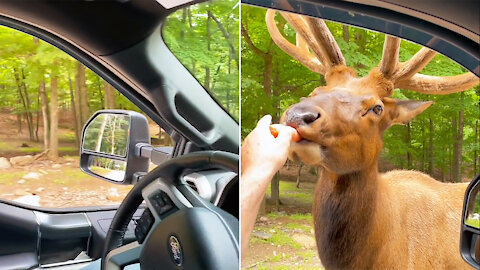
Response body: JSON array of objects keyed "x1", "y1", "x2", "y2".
[
  {"x1": 88, "y1": 156, "x2": 126, "y2": 182},
  {"x1": 83, "y1": 114, "x2": 130, "y2": 157},
  {"x1": 466, "y1": 183, "x2": 480, "y2": 229}
]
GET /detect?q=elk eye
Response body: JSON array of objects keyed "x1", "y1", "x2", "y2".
[{"x1": 371, "y1": 105, "x2": 383, "y2": 115}]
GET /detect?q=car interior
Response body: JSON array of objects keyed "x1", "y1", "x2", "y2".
[{"x1": 0, "y1": 0, "x2": 238, "y2": 269}]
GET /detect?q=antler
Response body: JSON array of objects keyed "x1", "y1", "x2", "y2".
[
  {"x1": 266, "y1": 9, "x2": 480, "y2": 95},
  {"x1": 265, "y1": 9, "x2": 345, "y2": 75},
  {"x1": 378, "y1": 36, "x2": 479, "y2": 95}
]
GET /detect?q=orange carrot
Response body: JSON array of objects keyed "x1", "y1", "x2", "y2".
[{"x1": 270, "y1": 124, "x2": 301, "y2": 142}]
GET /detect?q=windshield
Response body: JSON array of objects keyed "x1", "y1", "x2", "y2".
[{"x1": 162, "y1": 0, "x2": 239, "y2": 121}]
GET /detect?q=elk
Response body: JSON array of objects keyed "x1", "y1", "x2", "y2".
[{"x1": 265, "y1": 9, "x2": 480, "y2": 270}]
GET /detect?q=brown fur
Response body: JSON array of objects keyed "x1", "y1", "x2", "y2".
[{"x1": 283, "y1": 67, "x2": 472, "y2": 269}]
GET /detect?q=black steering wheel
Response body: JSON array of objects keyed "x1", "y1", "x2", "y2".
[{"x1": 101, "y1": 151, "x2": 239, "y2": 270}]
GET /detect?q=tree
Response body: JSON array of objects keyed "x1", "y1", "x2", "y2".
[{"x1": 48, "y1": 70, "x2": 58, "y2": 159}]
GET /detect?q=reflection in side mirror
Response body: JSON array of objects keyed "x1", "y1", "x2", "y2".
[
  {"x1": 82, "y1": 114, "x2": 130, "y2": 157},
  {"x1": 465, "y1": 185, "x2": 480, "y2": 229},
  {"x1": 88, "y1": 156, "x2": 126, "y2": 182},
  {"x1": 461, "y1": 175, "x2": 480, "y2": 268}
]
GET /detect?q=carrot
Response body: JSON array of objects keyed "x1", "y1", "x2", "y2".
[{"x1": 270, "y1": 124, "x2": 301, "y2": 142}]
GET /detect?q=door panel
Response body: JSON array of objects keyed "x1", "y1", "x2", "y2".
[{"x1": 0, "y1": 202, "x2": 141, "y2": 269}]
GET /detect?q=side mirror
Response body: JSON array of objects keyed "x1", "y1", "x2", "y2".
[
  {"x1": 460, "y1": 174, "x2": 480, "y2": 268},
  {"x1": 80, "y1": 110, "x2": 150, "y2": 185}
]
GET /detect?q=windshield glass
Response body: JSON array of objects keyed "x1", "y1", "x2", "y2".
[{"x1": 162, "y1": 0, "x2": 239, "y2": 120}]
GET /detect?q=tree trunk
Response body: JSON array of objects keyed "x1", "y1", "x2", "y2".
[
  {"x1": 406, "y1": 123, "x2": 412, "y2": 169},
  {"x1": 457, "y1": 94, "x2": 464, "y2": 180},
  {"x1": 204, "y1": 12, "x2": 211, "y2": 91},
  {"x1": 39, "y1": 80, "x2": 50, "y2": 150},
  {"x1": 208, "y1": 11, "x2": 239, "y2": 68},
  {"x1": 77, "y1": 63, "x2": 89, "y2": 125},
  {"x1": 428, "y1": 118, "x2": 434, "y2": 175},
  {"x1": 68, "y1": 75, "x2": 81, "y2": 147},
  {"x1": 14, "y1": 69, "x2": 34, "y2": 140},
  {"x1": 21, "y1": 69, "x2": 35, "y2": 141},
  {"x1": 35, "y1": 91, "x2": 40, "y2": 141},
  {"x1": 104, "y1": 82, "x2": 116, "y2": 109},
  {"x1": 110, "y1": 116, "x2": 117, "y2": 155},
  {"x1": 48, "y1": 75, "x2": 59, "y2": 160},
  {"x1": 342, "y1": 25, "x2": 349, "y2": 43},
  {"x1": 474, "y1": 119, "x2": 478, "y2": 177},
  {"x1": 452, "y1": 116, "x2": 458, "y2": 182},
  {"x1": 296, "y1": 163, "x2": 304, "y2": 188},
  {"x1": 17, "y1": 112, "x2": 22, "y2": 133},
  {"x1": 452, "y1": 93, "x2": 464, "y2": 182},
  {"x1": 271, "y1": 172, "x2": 280, "y2": 211}
]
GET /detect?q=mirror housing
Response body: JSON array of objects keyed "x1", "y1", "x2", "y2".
[
  {"x1": 80, "y1": 110, "x2": 150, "y2": 185},
  {"x1": 460, "y1": 174, "x2": 480, "y2": 268}
]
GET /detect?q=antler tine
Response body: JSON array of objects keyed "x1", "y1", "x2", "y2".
[
  {"x1": 379, "y1": 35, "x2": 401, "y2": 78},
  {"x1": 296, "y1": 33, "x2": 307, "y2": 51},
  {"x1": 278, "y1": 11, "x2": 333, "y2": 69},
  {"x1": 265, "y1": 10, "x2": 325, "y2": 74},
  {"x1": 305, "y1": 17, "x2": 346, "y2": 67},
  {"x1": 392, "y1": 47, "x2": 437, "y2": 81},
  {"x1": 395, "y1": 72, "x2": 480, "y2": 95}
]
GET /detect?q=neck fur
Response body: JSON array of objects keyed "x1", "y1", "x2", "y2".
[{"x1": 313, "y1": 165, "x2": 380, "y2": 269}]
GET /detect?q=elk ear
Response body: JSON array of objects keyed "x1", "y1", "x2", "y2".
[{"x1": 381, "y1": 98, "x2": 433, "y2": 129}]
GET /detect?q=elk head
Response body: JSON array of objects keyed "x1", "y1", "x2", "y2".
[{"x1": 266, "y1": 10, "x2": 480, "y2": 175}]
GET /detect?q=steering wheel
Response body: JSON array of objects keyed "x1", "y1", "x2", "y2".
[{"x1": 101, "y1": 151, "x2": 239, "y2": 270}]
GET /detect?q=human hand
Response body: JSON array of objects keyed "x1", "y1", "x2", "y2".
[{"x1": 241, "y1": 115, "x2": 297, "y2": 178}]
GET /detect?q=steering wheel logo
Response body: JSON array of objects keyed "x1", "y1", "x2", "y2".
[{"x1": 168, "y1": 235, "x2": 183, "y2": 266}]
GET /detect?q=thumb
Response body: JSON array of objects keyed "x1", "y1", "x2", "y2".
[{"x1": 256, "y1": 115, "x2": 272, "y2": 130}]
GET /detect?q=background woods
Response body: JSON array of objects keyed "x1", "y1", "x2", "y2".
[
  {"x1": 241, "y1": 6, "x2": 480, "y2": 183},
  {"x1": 0, "y1": 26, "x2": 171, "y2": 160},
  {"x1": 163, "y1": 0, "x2": 240, "y2": 120}
]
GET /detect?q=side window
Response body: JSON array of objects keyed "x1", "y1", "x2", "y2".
[
  {"x1": 241, "y1": 6, "x2": 479, "y2": 268},
  {"x1": 0, "y1": 26, "x2": 172, "y2": 208},
  {"x1": 162, "y1": 0, "x2": 239, "y2": 120}
]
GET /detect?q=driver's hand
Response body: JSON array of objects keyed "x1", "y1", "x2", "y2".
[{"x1": 241, "y1": 115, "x2": 296, "y2": 179}]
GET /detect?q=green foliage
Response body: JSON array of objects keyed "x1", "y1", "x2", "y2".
[
  {"x1": 163, "y1": 0, "x2": 239, "y2": 120},
  {"x1": 241, "y1": 6, "x2": 480, "y2": 181}
]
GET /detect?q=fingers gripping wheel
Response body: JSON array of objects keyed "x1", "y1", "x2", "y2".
[{"x1": 101, "y1": 151, "x2": 239, "y2": 270}]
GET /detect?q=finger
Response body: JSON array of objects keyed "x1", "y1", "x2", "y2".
[
  {"x1": 275, "y1": 126, "x2": 296, "y2": 144},
  {"x1": 256, "y1": 115, "x2": 272, "y2": 130}
]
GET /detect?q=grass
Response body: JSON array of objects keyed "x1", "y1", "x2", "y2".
[
  {"x1": 465, "y1": 217, "x2": 479, "y2": 228},
  {"x1": 0, "y1": 167, "x2": 88, "y2": 186},
  {"x1": 0, "y1": 171, "x2": 26, "y2": 185},
  {"x1": 267, "y1": 212, "x2": 312, "y2": 221},
  {"x1": 267, "y1": 180, "x2": 314, "y2": 205},
  {"x1": 59, "y1": 132, "x2": 76, "y2": 143}
]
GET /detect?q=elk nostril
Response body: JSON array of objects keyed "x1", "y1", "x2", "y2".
[{"x1": 301, "y1": 112, "x2": 321, "y2": 125}]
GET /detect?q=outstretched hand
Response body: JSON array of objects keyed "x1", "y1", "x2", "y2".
[
  {"x1": 241, "y1": 115, "x2": 297, "y2": 178},
  {"x1": 240, "y1": 115, "x2": 297, "y2": 255}
]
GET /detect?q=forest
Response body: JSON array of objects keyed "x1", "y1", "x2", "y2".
[
  {"x1": 163, "y1": 0, "x2": 239, "y2": 120},
  {"x1": 0, "y1": 25, "x2": 147, "y2": 160},
  {"x1": 241, "y1": 6, "x2": 480, "y2": 182},
  {"x1": 0, "y1": 0, "x2": 238, "y2": 160}
]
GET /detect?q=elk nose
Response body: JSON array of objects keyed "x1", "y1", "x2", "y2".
[{"x1": 285, "y1": 108, "x2": 321, "y2": 128}]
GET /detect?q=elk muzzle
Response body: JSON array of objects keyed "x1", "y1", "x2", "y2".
[{"x1": 284, "y1": 102, "x2": 321, "y2": 129}]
